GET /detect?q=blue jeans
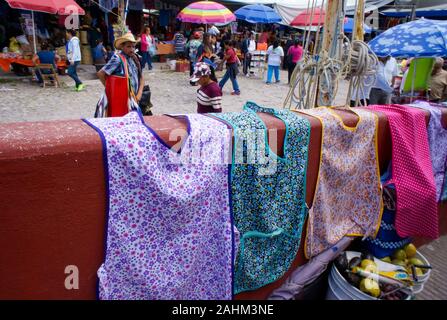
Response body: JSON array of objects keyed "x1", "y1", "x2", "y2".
[
  {"x1": 67, "y1": 61, "x2": 82, "y2": 87},
  {"x1": 35, "y1": 67, "x2": 54, "y2": 84},
  {"x1": 267, "y1": 65, "x2": 280, "y2": 83},
  {"x1": 219, "y1": 69, "x2": 240, "y2": 93},
  {"x1": 141, "y1": 51, "x2": 152, "y2": 70}
]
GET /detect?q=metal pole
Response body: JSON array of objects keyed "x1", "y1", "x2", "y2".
[
  {"x1": 410, "y1": 58, "x2": 417, "y2": 103},
  {"x1": 31, "y1": 11, "x2": 37, "y2": 54},
  {"x1": 353, "y1": 0, "x2": 365, "y2": 41},
  {"x1": 410, "y1": 4, "x2": 416, "y2": 21},
  {"x1": 124, "y1": 0, "x2": 129, "y2": 23}
]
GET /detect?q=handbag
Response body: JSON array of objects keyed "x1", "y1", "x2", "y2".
[
  {"x1": 139, "y1": 85, "x2": 153, "y2": 116},
  {"x1": 148, "y1": 36, "x2": 157, "y2": 57},
  {"x1": 105, "y1": 54, "x2": 130, "y2": 117},
  {"x1": 149, "y1": 45, "x2": 156, "y2": 57}
]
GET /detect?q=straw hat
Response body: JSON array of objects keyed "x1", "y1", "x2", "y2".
[{"x1": 114, "y1": 32, "x2": 137, "y2": 50}]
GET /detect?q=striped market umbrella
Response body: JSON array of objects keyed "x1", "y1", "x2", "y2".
[{"x1": 177, "y1": 1, "x2": 236, "y2": 24}]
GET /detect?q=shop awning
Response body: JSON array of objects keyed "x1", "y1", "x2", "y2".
[
  {"x1": 381, "y1": 4, "x2": 447, "y2": 18},
  {"x1": 5, "y1": 0, "x2": 85, "y2": 15},
  {"x1": 224, "y1": 0, "x2": 393, "y2": 26}
]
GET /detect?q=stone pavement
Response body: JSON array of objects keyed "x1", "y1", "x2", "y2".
[{"x1": 416, "y1": 235, "x2": 447, "y2": 300}]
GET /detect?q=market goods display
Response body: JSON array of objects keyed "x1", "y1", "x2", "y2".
[{"x1": 333, "y1": 243, "x2": 431, "y2": 300}]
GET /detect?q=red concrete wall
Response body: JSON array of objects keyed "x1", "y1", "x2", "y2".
[{"x1": 0, "y1": 109, "x2": 446, "y2": 300}]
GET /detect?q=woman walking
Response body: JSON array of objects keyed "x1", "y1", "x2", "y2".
[
  {"x1": 266, "y1": 40, "x2": 284, "y2": 84},
  {"x1": 286, "y1": 40, "x2": 303, "y2": 84},
  {"x1": 139, "y1": 26, "x2": 155, "y2": 71}
]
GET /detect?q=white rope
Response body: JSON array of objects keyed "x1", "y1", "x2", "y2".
[
  {"x1": 284, "y1": 0, "x2": 379, "y2": 110},
  {"x1": 345, "y1": 40, "x2": 378, "y2": 107}
]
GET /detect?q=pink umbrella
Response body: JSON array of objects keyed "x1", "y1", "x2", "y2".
[
  {"x1": 291, "y1": 8, "x2": 325, "y2": 27},
  {"x1": 177, "y1": 1, "x2": 236, "y2": 25},
  {"x1": 5, "y1": 0, "x2": 85, "y2": 53},
  {"x1": 5, "y1": 0, "x2": 85, "y2": 15}
]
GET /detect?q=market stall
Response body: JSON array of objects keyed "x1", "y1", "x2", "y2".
[
  {"x1": 0, "y1": 52, "x2": 67, "y2": 73},
  {"x1": 0, "y1": 104, "x2": 446, "y2": 300}
]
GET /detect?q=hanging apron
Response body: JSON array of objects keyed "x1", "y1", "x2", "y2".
[
  {"x1": 443, "y1": 168, "x2": 447, "y2": 202},
  {"x1": 366, "y1": 104, "x2": 438, "y2": 239},
  {"x1": 299, "y1": 107, "x2": 383, "y2": 259},
  {"x1": 211, "y1": 101, "x2": 310, "y2": 294},
  {"x1": 83, "y1": 111, "x2": 234, "y2": 300},
  {"x1": 405, "y1": 101, "x2": 447, "y2": 201},
  {"x1": 362, "y1": 163, "x2": 411, "y2": 259},
  {"x1": 105, "y1": 53, "x2": 135, "y2": 118}
]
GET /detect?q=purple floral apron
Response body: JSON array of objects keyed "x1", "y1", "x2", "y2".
[
  {"x1": 406, "y1": 101, "x2": 447, "y2": 201},
  {"x1": 84, "y1": 111, "x2": 234, "y2": 300}
]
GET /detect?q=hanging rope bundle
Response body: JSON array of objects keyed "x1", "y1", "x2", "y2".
[
  {"x1": 284, "y1": 0, "x2": 379, "y2": 110},
  {"x1": 284, "y1": 0, "x2": 327, "y2": 110},
  {"x1": 345, "y1": 40, "x2": 379, "y2": 107}
]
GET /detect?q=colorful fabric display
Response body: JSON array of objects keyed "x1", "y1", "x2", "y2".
[
  {"x1": 363, "y1": 164, "x2": 411, "y2": 258},
  {"x1": 211, "y1": 101, "x2": 311, "y2": 294},
  {"x1": 366, "y1": 104, "x2": 438, "y2": 239},
  {"x1": 84, "y1": 111, "x2": 234, "y2": 300},
  {"x1": 443, "y1": 171, "x2": 447, "y2": 202},
  {"x1": 406, "y1": 100, "x2": 447, "y2": 201},
  {"x1": 299, "y1": 107, "x2": 383, "y2": 259}
]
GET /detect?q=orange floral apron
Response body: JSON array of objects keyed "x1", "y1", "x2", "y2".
[{"x1": 299, "y1": 107, "x2": 383, "y2": 259}]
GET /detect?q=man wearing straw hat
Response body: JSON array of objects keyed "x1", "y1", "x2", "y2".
[{"x1": 97, "y1": 32, "x2": 144, "y2": 117}]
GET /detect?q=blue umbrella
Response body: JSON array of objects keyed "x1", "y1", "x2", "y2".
[
  {"x1": 234, "y1": 4, "x2": 282, "y2": 24},
  {"x1": 344, "y1": 17, "x2": 372, "y2": 34},
  {"x1": 369, "y1": 18, "x2": 447, "y2": 57}
]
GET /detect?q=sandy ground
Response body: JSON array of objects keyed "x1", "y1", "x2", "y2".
[{"x1": 0, "y1": 62, "x2": 349, "y2": 123}]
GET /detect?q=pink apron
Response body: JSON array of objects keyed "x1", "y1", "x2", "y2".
[{"x1": 365, "y1": 104, "x2": 438, "y2": 239}]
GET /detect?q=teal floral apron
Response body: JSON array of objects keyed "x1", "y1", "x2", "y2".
[{"x1": 211, "y1": 101, "x2": 310, "y2": 294}]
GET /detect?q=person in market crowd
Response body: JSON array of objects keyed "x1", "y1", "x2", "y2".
[
  {"x1": 428, "y1": 57, "x2": 447, "y2": 102},
  {"x1": 219, "y1": 40, "x2": 241, "y2": 95},
  {"x1": 268, "y1": 29, "x2": 277, "y2": 46},
  {"x1": 369, "y1": 56, "x2": 393, "y2": 105},
  {"x1": 350, "y1": 76, "x2": 372, "y2": 107},
  {"x1": 384, "y1": 54, "x2": 399, "y2": 89},
  {"x1": 215, "y1": 34, "x2": 224, "y2": 61},
  {"x1": 93, "y1": 38, "x2": 107, "y2": 65},
  {"x1": 66, "y1": 29, "x2": 84, "y2": 92},
  {"x1": 191, "y1": 62, "x2": 222, "y2": 114},
  {"x1": 221, "y1": 27, "x2": 232, "y2": 43},
  {"x1": 241, "y1": 31, "x2": 256, "y2": 77},
  {"x1": 266, "y1": 40, "x2": 284, "y2": 84},
  {"x1": 32, "y1": 41, "x2": 61, "y2": 87},
  {"x1": 286, "y1": 39, "x2": 303, "y2": 84},
  {"x1": 197, "y1": 26, "x2": 205, "y2": 39},
  {"x1": 208, "y1": 24, "x2": 220, "y2": 37},
  {"x1": 105, "y1": 45, "x2": 113, "y2": 62},
  {"x1": 172, "y1": 28, "x2": 186, "y2": 59},
  {"x1": 137, "y1": 26, "x2": 155, "y2": 71},
  {"x1": 258, "y1": 27, "x2": 269, "y2": 44},
  {"x1": 185, "y1": 31, "x2": 203, "y2": 86},
  {"x1": 283, "y1": 34, "x2": 295, "y2": 70},
  {"x1": 97, "y1": 32, "x2": 144, "y2": 111},
  {"x1": 198, "y1": 33, "x2": 218, "y2": 82}
]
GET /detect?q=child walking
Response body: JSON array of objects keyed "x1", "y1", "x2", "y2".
[{"x1": 219, "y1": 40, "x2": 241, "y2": 95}]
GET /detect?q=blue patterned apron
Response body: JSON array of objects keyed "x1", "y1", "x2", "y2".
[{"x1": 211, "y1": 101, "x2": 310, "y2": 294}]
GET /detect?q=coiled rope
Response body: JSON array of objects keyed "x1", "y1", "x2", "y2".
[{"x1": 284, "y1": 0, "x2": 379, "y2": 110}]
